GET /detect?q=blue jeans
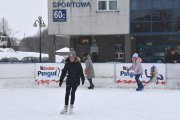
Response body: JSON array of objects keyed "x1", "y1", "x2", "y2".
[{"x1": 135, "y1": 74, "x2": 143, "y2": 88}]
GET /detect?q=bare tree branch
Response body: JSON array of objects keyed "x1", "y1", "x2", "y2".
[{"x1": 0, "y1": 17, "x2": 11, "y2": 35}]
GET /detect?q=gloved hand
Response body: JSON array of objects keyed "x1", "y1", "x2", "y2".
[
  {"x1": 82, "y1": 80, "x2": 85, "y2": 85},
  {"x1": 59, "y1": 80, "x2": 63, "y2": 87}
]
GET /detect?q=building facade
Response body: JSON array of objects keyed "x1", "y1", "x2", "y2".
[{"x1": 48, "y1": 0, "x2": 180, "y2": 63}]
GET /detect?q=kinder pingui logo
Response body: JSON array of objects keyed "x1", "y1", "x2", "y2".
[
  {"x1": 37, "y1": 66, "x2": 61, "y2": 77},
  {"x1": 120, "y1": 66, "x2": 134, "y2": 78}
]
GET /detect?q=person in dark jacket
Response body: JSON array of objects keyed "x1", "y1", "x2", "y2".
[
  {"x1": 165, "y1": 48, "x2": 180, "y2": 63},
  {"x1": 59, "y1": 51, "x2": 85, "y2": 114},
  {"x1": 83, "y1": 53, "x2": 95, "y2": 89}
]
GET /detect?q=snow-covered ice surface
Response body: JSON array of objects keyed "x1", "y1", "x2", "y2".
[{"x1": 0, "y1": 88, "x2": 180, "y2": 120}]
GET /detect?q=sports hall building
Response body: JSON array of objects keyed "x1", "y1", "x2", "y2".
[{"x1": 48, "y1": 0, "x2": 180, "y2": 62}]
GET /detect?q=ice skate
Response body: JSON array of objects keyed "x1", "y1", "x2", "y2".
[
  {"x1": 68, "y1": 105, "x2": 74, "y2": 114},
  {"x1": 88, "y1": 85, "x2": 94, "y2": 89},
  {"x1": 60, "y1": 105, "x2": 68, "y2": 114},
  {"x1": 136, "y1": 87, "x2": 143, "y2": 91},
  {"x1": 136, "y1": 86, "x2": 144, "y2": 91},
  {"x1": 136, "y1": 83, "x2": 144, "y2": 91}
]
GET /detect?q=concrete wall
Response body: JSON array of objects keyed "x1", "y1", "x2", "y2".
[
  {"x1": 48, "y1": 0, "x2": 130, "y2": 35},
  {"x1": 0, "y1": 63, "x2": 180, "y2": 89}
]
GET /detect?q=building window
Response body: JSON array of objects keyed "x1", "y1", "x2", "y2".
[
  {"x1": 152, "y1": 0, "x2": 173, "y2": 10},
  {"x1": 131, "y1": 22, "x2": 151, "y2": 32},
  {"x1": 115, "y1": 44, "x2": 124, "y2": 60},
  {"x1": 131, "y1": 0, "x2": 151, "y2": 10},
  {"x1": 98, "y1": 1, "x2": 107, "y2": 10},
  {"x1": 131, "y1": 10, "x2": 151, "y2": 21},
  {"x1": 152, "y1": 10, "x2": 173, "y2": 21},
  {"x1": 174, "y1": 0, "x2": 180, "y2": 9},
  {"x1": 97, "y1": 0, "x2": 117, "y2": 11},
  {"x1": 109, "y1": 0, "x2": 117, "y2": 10},
  {"x1": 174, "y1": 22, "x2": 180, "y2": 32},
  {"x1": 174, "y1": 10, "x2": 180, "y2": 20},
  {"x1": 130, "y1": 0, "x2": 180, "y2": 33},
  {"x1": 152, "y1": 22, "x2": 173, "y2": 32}
]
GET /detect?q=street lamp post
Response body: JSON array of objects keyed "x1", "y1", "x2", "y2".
[{"x1": 33, "y1": 16, "x2": 46, "y2": 63}]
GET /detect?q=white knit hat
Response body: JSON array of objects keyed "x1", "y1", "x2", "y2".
[
  {"x1": 132, "y1": 53, "x2": 138, "y2": 58},
  {"x1": 69, "y1": 51, "x2": 76, "y2": 58}
]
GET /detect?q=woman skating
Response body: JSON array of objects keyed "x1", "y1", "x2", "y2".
[{"x1": 59, "y1": 52, "x2": 85, "y2": 114}]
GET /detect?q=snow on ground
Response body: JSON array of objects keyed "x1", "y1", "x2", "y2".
[
  {"x1": 0, "y1": 48, "x2": 16, "y2": 52},
  {"x1": 0, "y1": 88, "x2": 180, "y2": 120},
  {"x1": 0, "y1": 48, "x2": 63, "y2": 62}
]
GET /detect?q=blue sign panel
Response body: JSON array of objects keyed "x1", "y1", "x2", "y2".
[{"x1": 53, "y1": 10, "x2": 66, "y2": 22}]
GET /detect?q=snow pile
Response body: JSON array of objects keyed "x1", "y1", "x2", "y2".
[
  {"x1": 56, "y1": 47, "x2": 70, "y2": 52},
  {"x1": 0, "y1": 52, "x2": 26, "y2": 60},
  {"x1": 0, "y1": 48, "x2": 63, "y2": 62},
  {"x1": 0, "y1": 48, "x2": 16, "y2": 52}
]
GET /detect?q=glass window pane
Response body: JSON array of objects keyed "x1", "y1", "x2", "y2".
[
  {"x1": 115, "y1": 44, "x2": 122, "y2": 52},
  {"x1": 109, "y1": 1, "x2": 117, "y2": 10},
  {"x1": 131, "y1": 10, "x2": 151, "y2": 21},
  {"x1": 152, "y1": 22, "x2": 173, "y2": 32},
  {"x1": 174, "y1": 0, "x2": 180, "y2": 9},
  {"x1": 152, "y1": 0, "x2": 173, "y2": 9},
  {"x1": 152, "y1": 10, "x2": 173, "y2": 21},
  {"x1": 174, "y1": 10, "x2": 180, "y2": 20},
  {"x1": 98, "y1": 1, "x2": 107, "y2": 10},
  {"x1": 131, "y1": 22, "x2": 151, "y2": 32},
  {"x1": 131, "y1": 0, "x2": 138, "y2": 10},
  {"x1": 174, "y1": 22, "x2": 180, "y2": 32},
  {"x1": 131, "y1": 0, "x2": 151, "y2": 10}
]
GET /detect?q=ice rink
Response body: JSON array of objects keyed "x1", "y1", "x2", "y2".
[{"x1": 0, "y1": 88, "x2": 180, "y2": 120}]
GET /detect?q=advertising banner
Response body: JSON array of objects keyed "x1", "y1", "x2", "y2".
[
  {"x1": 35, "y1": 63, "x2": 64, "y2": 86},
  {"x1": 116, "y1": 63, "x2": 166, "y2": 87}
]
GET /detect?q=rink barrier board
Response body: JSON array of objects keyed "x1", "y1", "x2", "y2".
[{"x1": 0, "y1": 63, "x2": 179, "y2": 89}]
